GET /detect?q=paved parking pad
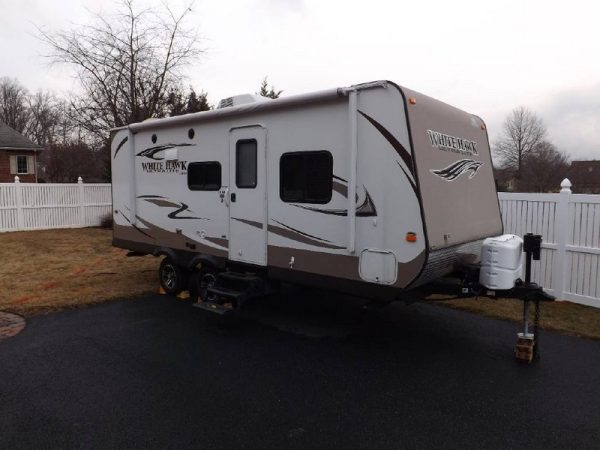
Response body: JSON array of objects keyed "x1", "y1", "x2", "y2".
[{"x1": 0, "y1": 291, "x2": 599, "y2": 449}]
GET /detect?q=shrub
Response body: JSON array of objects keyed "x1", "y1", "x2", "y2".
[{"x1": 99, "y1": 213, "x2": 113, "y2": 229}]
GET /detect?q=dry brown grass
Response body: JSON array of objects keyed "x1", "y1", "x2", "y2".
[
  {"x1": 0, "y1": 228, "x2": 157, "y2": 316},
  {"x1": 429, "y1": 295, "x2": 600, "y2": 340}
]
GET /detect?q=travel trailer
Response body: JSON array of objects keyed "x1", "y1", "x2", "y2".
[
  {"x1": 112, "y1": 80, "x2": 557, "y2": 362},
  {"x1": 111, "y1": 80, "x2": 506, "y2": 311}
]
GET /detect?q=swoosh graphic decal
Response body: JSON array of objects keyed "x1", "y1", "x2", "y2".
[
  {"x1": 268, "y1": 221, "x2": 345, "y2": 250},
  {"x1": 145, "y1": 199, "x2": 181, "y2": 208},
  {"x1": 138, "y1": 195, "x2": 207, "y2": 220},
  {"x1": 113, "y1": 136, "x2": 128, "y2": 159},
  {"x1": 358, "y1": 110, "x2": 414, "y2": 177},
  {"x1": 292, "y1": 188, "x2": 377, "y2": 217},
  {"x1": 431, "y1": 159, "x2": 483, "y2": 181},
  {"x1": 167, "y1": 202, "x2": 205, "y2": 220},
  {"x1": 136, "y1": 143, "x2": 194, "y2": 160},
  {"x1": 231, "y1": 217, "x2": 264, "y2": 229},
  {"x1": 396, "y1": 161, "x2": 418, "y2": 194}
]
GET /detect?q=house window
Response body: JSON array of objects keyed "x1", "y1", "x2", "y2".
[
  {"x1": 187, "y1": 162, "x2": 221, "y2": 191},
  {"x1": 236, "y1": 140, "x2": 257, "y2": 188},
  {"x1": 280, "y1": 151, "x2": 333, "y2": 204},
  {"x1": 16, "y1": 155, "x2": 28, "y2": 174}
]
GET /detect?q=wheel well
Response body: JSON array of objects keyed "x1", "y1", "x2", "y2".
[
  {"x1": 153, "y1": 247, "x2": 178, "y2": 264},
  {"x1": 188, "y1": 254, "x2": 225, "y2": 272}
]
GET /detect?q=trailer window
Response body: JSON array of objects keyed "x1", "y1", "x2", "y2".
[
  {"x1": 236, "y1": 140, "x2": 257, "y2": 188},
  {"x1": 188, "y1": 162, "x2": 221, "y2": 191},
  {"x1": 280, "y1": 151, "x2": 332, "y2": 204}
]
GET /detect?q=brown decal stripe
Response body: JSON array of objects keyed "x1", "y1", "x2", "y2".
[
  {"x1": 113, "y1": 136, "x2": 128, "y2": 159},
  {"x1": 144, "y1": 198, "x2": 181, "y2": 208},
  {"x1": 203, "y1": 237, "x2": 229, "y2": 249},
  {"x1": 332, "y1": 180, "x2": 348, "y2": 198},
  {"x1": 358, "y1": 110, "x2": 414, "y2": 176},
  {"x1": 396, "y1": 161, "x2": 418, "y2": 194},
  {"x1": 269, "y1": 220, "x2": 345, "y2": 250},
  {"x1": 231, "y1": 217, "x2": 264, "y2": 229},
  {"x1": 132, "y1": 215, "x2": 227, "y2": 256},
  {"x1": 117, "y1": 210, "x2": 153, "y2": 238},
  {"x1": 268, "y1": 246, "x2": 426, "y2": 289}
]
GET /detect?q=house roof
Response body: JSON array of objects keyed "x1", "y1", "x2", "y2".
[
  {"x1": 567, "y1": 160, "x2": 600, "y2": 186},
  {"x1": 0, "y1": 121, "x2": 42, "y2": 150}
]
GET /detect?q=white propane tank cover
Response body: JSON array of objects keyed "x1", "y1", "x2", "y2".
[{"x1": 479, "y1": 234, "x2": 523, "y2": 290}]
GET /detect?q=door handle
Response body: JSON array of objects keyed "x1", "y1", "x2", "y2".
[
  {"x1": 231, "y1": 193, "x2": 237, "y2": 203},
  {"x1": 219, "y1": 187, "x2": 230, "y2": 206}
]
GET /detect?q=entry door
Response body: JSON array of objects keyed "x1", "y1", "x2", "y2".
[{"x1": 228, "y1": 126, "x2": 267, "y2": 266}]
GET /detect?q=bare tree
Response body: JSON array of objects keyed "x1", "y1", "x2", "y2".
[
  {"x1": 40, "y1": 141, "x2": 105, "y2": 183},
  {"x1": 0, "y1": 77, "x2": 30, "y2": 132},
  {"x1": 25, "y1": 91, "x2": 62, "y2": 146},
  {"x1": 39, "y1": 0, "x2": 203, "y2": 140},
  {"x1": 517, "y1": 141, "x2": 570, "y2": 192},
  {"x1": 494, "y1": 106, "x2": 547, "y2": 178},
  {"x1": 257, "y1": 77, "x2": 282, "y2": 99}
]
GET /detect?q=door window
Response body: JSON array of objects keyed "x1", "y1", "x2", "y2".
[{"x1": 236, "y1": 140, "x2": 257, "y2": 188}]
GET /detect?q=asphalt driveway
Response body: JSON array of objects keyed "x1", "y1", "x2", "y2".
[{"x1": 1, "y1": 290, "x2": 599, "y2": 449}]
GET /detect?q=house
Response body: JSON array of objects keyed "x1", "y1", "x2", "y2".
[
  {"x1": 0, "y1": 121, "x2": 43, "y2": 183},
  {"x1": 567, "y1": 160, "x2": 600, "y2": 194}
]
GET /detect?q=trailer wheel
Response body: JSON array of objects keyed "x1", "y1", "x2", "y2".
[
  {"x1": 189, "y1": 266, "x2": 219, "y2": 303},
  {"x1": 159, "y1": 257, "x2": 186, "y2": 296}
]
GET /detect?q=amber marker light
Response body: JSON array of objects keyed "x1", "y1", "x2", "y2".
[
  {"x1": 409, "y1": 97, "x2": 417, "y2": 105},
  {"x1": 406, "y1": 232, "x2": 417, "y2": 242}
]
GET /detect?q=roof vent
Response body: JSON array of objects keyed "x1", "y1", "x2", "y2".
[{"x1": 217, "y1": 94, "x2": 271, "y2": 109}]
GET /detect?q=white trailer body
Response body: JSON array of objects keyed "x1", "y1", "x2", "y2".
[{"x1": 111, "y1": 81, "x2": 502, "y2": 299}]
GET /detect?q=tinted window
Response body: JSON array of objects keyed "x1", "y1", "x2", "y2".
[
  {"x1": 188, "y1": 162, "x2": 221, "y2": 191},
  {"x1": 236, "y1": 140, "x2": 257, "y2": 188},
  {"x1": 280, "y1": 151, "x2": 332, "y2": 203}
]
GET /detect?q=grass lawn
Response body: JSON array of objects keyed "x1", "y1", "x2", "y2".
[
  {"x1": 0, "y1": 228, "x2": 157, "y2": 316},
  {"x1": 0, "y1": 228, "x2": 599, "y2": 339}
]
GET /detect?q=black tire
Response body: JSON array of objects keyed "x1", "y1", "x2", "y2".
[
  {"x1": 159, "y1": 257, "x2": 186, "y2": 296},
  {"x1": 189, "y1": 265, "x2": 219, "y2": 303}
]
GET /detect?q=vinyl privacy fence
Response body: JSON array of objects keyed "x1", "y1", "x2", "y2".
[
  {"x1": 1, "y1": 178, "x2": 598, "y2": 307},
  {"x1": 0, "y1": 177, "x2": 111, "y2": 232},
  {"x1": 499, "y1": 179, "x2": 600, "y2": 308}
]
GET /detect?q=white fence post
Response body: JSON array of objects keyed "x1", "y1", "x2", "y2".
[
  {"x1": 14, "y1": 176, "x2": 24, "y2": 230},
  {"x1": 552, "y1": 178, "x2": 572, "y2": 301},
  {"x1": 78, "y1": 176, "x2": 85, "y2": 226}
]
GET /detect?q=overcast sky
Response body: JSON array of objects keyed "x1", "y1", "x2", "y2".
[{"x1": 1, "y1": 0, "x2": 599, "y2": 160}]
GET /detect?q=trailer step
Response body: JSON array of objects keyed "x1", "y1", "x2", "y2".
[
  {"x1": 192, "y1": 301, "x2": 233, "y2": 315},
  {"x1": 215, "y1": 272, "x2": 264, "y2": 293},
  {"x1": 206, "y1": 286, "x2": 248, "y2": 301}
]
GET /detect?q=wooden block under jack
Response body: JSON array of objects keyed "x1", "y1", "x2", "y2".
[
  {"x1": 515, "y1": 335, "x2": 535, "y2": 363},
  {"x1": 176, "y1": 291, "x2": 190, "y2": 300}
]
